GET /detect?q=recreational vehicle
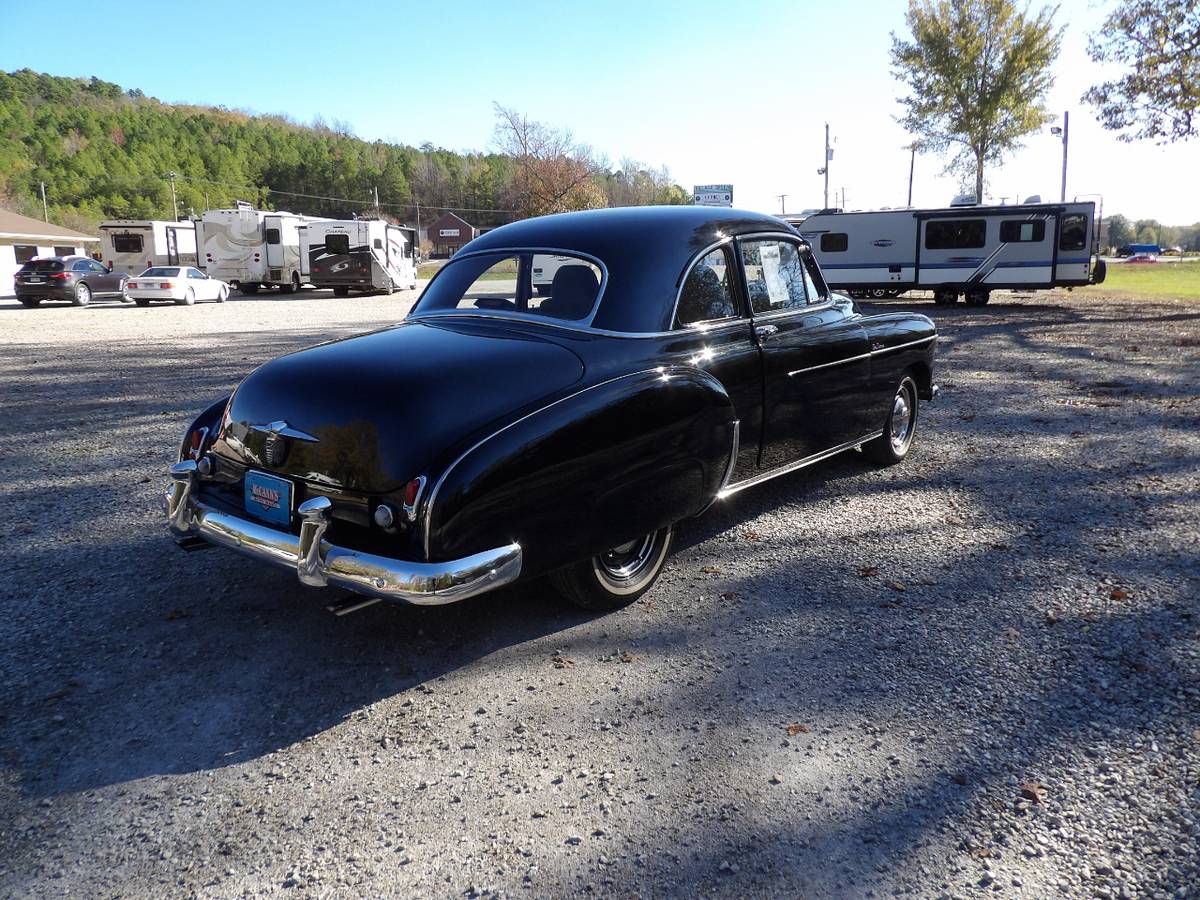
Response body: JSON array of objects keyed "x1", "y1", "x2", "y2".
[
  {"x1": 99, "y1": 220, "x2": 197, "y2": 275},
  {"x1": 195, "y1": 206, "x2": 329, "y2": 294},
  {"x1": 302, "y1": 219, "x2": 418, "y2": 296},
  {"x1": 785, "y1": 200, "x2": 1105, "y2": 306}
]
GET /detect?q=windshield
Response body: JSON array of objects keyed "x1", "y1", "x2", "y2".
[
  {"x1": 412, "y1": 251, "x2": 603, "y2": 323},
  {"x1": 141, "y1": 267, "x2": 181, "y2": 277}
]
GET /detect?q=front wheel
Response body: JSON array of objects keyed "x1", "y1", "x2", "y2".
[
  {"x1": 549, "y1": 525, "x2": 674, "y2": 610},
  {"x1": 215, "y1": 285, "x2": 228, "y2": 303},
  {"x1": 933, "y1": 289, "x2": 958, "y2": 306},
  {"x1": 862, "y1": 376, "x2": 919, "y2": 465},
  {"x1": 241, "y1": 282, "x2": 260, "y2": 295},
  {"x1": 176, "y1": 288, "x2": 195, "y2": 306},
  {"x1": 120, "y1": 282, "x2": 132, "y2": 303}
]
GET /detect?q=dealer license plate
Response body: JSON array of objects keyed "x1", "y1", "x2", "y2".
[
  {"x1": 24, "y1": 276, "x2": 45, "y2": 283},
  {"x1": 244, "y1": 470, "x2": 292, "y2": 527}
]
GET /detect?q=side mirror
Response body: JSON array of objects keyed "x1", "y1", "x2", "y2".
[{"x1": 105, "y1": 265, "x2": 113, "y2": 273}]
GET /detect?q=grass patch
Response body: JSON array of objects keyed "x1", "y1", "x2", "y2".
[
  {"x1": 1082, "y1": 261, "x2": 1200, "y2": 301},
  {"x1": 417, "y1": 259, "x2": 518, "y2": 282}
]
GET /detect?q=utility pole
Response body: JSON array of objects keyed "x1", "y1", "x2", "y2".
[
  {"x1": 906, "y1": 145, "x2": 916, "y2": 207},
  {"x1": 1060, "y1": 111, "x2": 1069, "y2": 202},
  {"x1": 415, "y1": 199, "x2": 422, "y2": 260},
  {"x1": 165, "y1": 171, "x2": 179, "y2": 220},
  {"x1": 373, "y1": 186, "x2": 380, "y2": 215},
  {"x1": 776, "y1": 194, "x2": 787, "y2": 215},
  {"x1": 40, "y1": 181, "x2": 48, "y2": 222},
  {"x1": 823, "y1": 123, "x2": 831, "y2": 209}
]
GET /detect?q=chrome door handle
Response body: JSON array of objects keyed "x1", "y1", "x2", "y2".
[{"x1": 754, "y1": 324, "x2": 779, "y2": 341}]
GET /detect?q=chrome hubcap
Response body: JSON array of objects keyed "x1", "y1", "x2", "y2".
[
  {"x1": 598, "y1": 534, "x2": 656, "y2": 581},
  {"x1": 890, "y1": 388, "x2": 913, "y2": 452}
]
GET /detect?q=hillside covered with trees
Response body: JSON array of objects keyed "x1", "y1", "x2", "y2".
[{"x1": 0, "y1": 69, "x2": 691, "y2": 235}]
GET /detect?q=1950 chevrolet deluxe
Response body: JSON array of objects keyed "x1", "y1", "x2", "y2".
[{"x1": 166, "y1": 207, "x2": 937, "y2": 610}]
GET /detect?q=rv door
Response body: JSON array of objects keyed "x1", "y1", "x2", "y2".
[
  {"x1": 165, "y1": 226, "x2": 180, "y2": 266},
  {"x1": 264, "y1": 216, "x2": 284, "y2": 268}
]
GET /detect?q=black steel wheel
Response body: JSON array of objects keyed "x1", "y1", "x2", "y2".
[
  {"x1": 964, "y1": 290, "x2": 990, "y2": 307},
  {"x1": 933, "y1": 289, "x2": 958, "y2": 306},
  {"x1": 550, "y1": 525, "x2": 674, "y2": 610}
]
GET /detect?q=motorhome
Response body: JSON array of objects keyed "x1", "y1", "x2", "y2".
[
  {"x1": 302, "y1": 219, "x2": 418, "y2": 296},
  {"x1": 98, "y1": 220, "x2": 197, "y2": 275},
  {"x1": 784, "y1": 199, "x2": 1104, "y2": 306},
  {"x1": 195, "y1": 205, "x2": 329, "y2": 294}
]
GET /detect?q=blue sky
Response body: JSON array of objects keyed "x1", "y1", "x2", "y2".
[{"x1": 2, "y1": 0, "x2": 1196, "y2": 222}]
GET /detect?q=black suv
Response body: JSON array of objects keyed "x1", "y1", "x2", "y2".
[{"x1": 14, "y1": 256, "x2": 129, "y2": 307}]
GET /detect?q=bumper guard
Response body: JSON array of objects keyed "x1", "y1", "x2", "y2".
[{"x1": 165, "y1": 460, "x2": 522, "y2": 606}]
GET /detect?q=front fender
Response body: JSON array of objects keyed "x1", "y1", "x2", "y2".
[{"x1": 425, "y1": 366, "x2": 736, "y2": 577}]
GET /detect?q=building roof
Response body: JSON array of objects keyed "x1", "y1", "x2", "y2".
[
  {"x1": 427, "y1": 211, "x2": 476, "y2": 232},
  {"x1": 0, "y1": 207, "x2": 99, "y2": 243}
]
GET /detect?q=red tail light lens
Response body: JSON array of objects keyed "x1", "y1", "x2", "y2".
[
  {"x1": 128, "y1": 281, "x2": 138, "y2": 288},
  {"x1": 160, "y1": 282, "x2": 173, "y2": 289},
  {"x1": 49, "y1": 272, "x2": 69, "y2": 280}
]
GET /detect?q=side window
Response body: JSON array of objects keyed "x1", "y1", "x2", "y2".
[
  {"x1": 820, "y1": 233, "x2": 848, "y2": 252},
  {"x1": 72, "y1": 260, "x2": 91, "y2": 271},
  {"x1": 265, "y1": 227, "x2": 281, "y2": 244},
  {"x1": 739, "y1": 239, "x2": 808, "y2": 314},
  {"x1": 800, "y1": 247, "x2": 828, "y2": 303},
  {"x1": 373, "y1": 238, "x2": 383, "y2": 249},
  {"x1": 675, "y1": 247, "x2": 738, "y2": 327},
  {"x1": 1000, "y1": 220, "x2": 1046, "y2": 243},
  {"x1": 1059, "y1": 214, "x2": 1087, "y2": 251},
  {"x1": 925, "y1": 219, "x2": 986, "y2": 250},
  {"x1": 188, "y1": 267, "x2": 206, "y2": 279}
]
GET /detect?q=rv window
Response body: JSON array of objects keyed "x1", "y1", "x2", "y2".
[
  {"x1": 373, "y1": 238, "x2": 383, "y2": 249},
  {"x1": 1059, "y1": 214, "x2": 1087, "y2": 251},
  {"x1": 325, "y1": 234, "x2": 350, "y2": 254},
  {"x1": 820, "y1": 233, "x2": 849, "y2": 253},
  {"x1": 265, "y1": 227, "x2": 281, "y2": 244},
  {"x1": 112, "y1": 234, "x2": 144, "y2": 254},
  {"x1": 925, "y1": 219, "x2": 986, "y2": 250},
  {"x1": 1000, "y1": 220, "x2": 1046, "y2": 243},
  {"x1": 675, "y1": 247, "x2": 738, "y2": 327}
]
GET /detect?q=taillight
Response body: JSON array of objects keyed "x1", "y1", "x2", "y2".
[
  {"x1": 401, "y1": 476, "x2": 426, "y2": 520},
  {"x1": 160, "y1": 281, "x2": 173, "y2": 289},
  {"x1": 127, "y1": 281, "x2": 138, "y2": 288},
  {"x1": 188, "y1": 427, "x2": 209, "y2": 460},
  {"x1": 49, "y1": 272, "x2": 69, "y2": 280}
]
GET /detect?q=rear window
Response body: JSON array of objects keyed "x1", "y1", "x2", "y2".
[
  {"x1": 324, "y1": 234, "x2": 350, "y2": 254},
  {"x1": 925, "y1": 219, "x2": 986, "y2": 250},
  {"x1": 111, "y1": 234, "x2": 144, "y2": 254},
  {"x1": 413, "y1": 252, "x2": 602, "y2": 322},
  {"x1": 26, "y1": 260, "x2": 65, "y2": 273},
  {"x1": 141, "y1": 267, "x2": 181, "y2": 277}
]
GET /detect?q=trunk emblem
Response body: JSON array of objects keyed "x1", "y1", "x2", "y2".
[{"x1": 248, "y1": 420, "x2": 319, "y2": 467}]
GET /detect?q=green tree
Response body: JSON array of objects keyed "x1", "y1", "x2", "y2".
[
  {"x1": 1083, "y1": 0, "x2": 1199, "y2": 142},
  {"x1": 1104, "y1": 213, "x2": 1133, "y2": 251},
  {"x1": 890, "y1": 0, "x2": 1062, "y2": 202}
]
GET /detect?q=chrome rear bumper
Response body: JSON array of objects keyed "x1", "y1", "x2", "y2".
[{"x1": 165, "y1": 460, "x2": 522, "y2": 606}]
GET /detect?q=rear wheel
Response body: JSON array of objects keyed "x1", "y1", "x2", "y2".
[
  {"x1": 19, "y1": 297, "x2": 41, "y2": 308},
  {"x1": 73, "y1": 283, "x2": 92, "y2": 307},
  {"x1": 279, "y1": 272, "x2": 301, "y2": 294},
  {"x1": 933, "y1": 289, "x2": 959, "y2": 306},
  {"x1": 241, "y1": 282, "x2": 260, "y2": 295},
  {"x1": 549, "y1": 525, "x2": 674, "y2": 610},
  {"x1": 868, "y1": 288, "x2": 890, "y2": 299},
  {"x1": 863, "y1": 376, "x2": 919, "y2": 465},
  {"x1": 176, "y1": 288, "x2": 195, "y2": 306},
  {"x1": 134, "y1": 298, "x2": 151, "y2": 308},
  {"x1": 535, "y1": 285, "x2": 551, "y2": 297},
  {"x1": 119, "y1": 282, "x2": 132, "y2": 303},
  {"x1": 333, "y1": 286, "x2": 350, "y2": 298},
  {"x1": 215, "y1": 285, "x2": 228, "y2": 302},
  {"x1": 964, "y1": 290, "x2": 990, "y2": 307}
]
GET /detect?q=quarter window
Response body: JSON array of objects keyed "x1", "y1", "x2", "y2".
[
  {"x1": 676, "y1": 247, "x2": 737, "y2": 327},
  {"x1": 1000, "y1": 220, "x2": 1046, "y2": 243},
  {"x1": 739, "y1": 239, "x2": 809, "y2": 314},
  {"x1": 925, "y1": 219, "x2": 986, "y2": 250},
  {"x1": 1059, "y1": 214, "x2": 1087, "y2": 251},
  {"x1": 820, "y1": 233, "x2": 849, "y2": 252}
]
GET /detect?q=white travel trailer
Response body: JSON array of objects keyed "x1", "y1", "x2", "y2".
[
  {"x1": 784, "y1": 199, "x2": 1105, "y2": 306},
  {"x1": 195, "y1": 206, "x2": 329, "y2": 294},
  {"x1": 98, "y1": 220, "x2": 197, "y2": 275},
  {"x1": 302, "y1": 219, "x2": 418, "y2": 295}
]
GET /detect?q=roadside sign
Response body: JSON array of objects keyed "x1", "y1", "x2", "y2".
[{"x1": 694, "y1": 184, "x2": 733, "y2": 207}]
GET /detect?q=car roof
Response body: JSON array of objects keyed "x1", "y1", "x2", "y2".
[{"x1": 463, "y1": 206, "x2": 799, "y2": 332}]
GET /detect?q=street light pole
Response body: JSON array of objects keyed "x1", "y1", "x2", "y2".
[
  {"x1": 907, "y1": 146, "x2": 916, "y2": 207},
  {"x1": 824, "y1": 123, "x2": 831, "y2": 209},
  {"x1": 165, "y1": 171, "x2": 179, "y2": 220},
  {"x1": 777, "y1": 194, "x2": 787, "y2": 215},
  {"x1": 1060, "y1": 110, "x2": 1069, "y2": 203}
]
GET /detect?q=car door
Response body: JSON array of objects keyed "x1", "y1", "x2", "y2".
[
  {"x1": 186, "y1": 267, "x2": 211, "y2": 299},
  {"x1": 736, "y1": 235, "x2": 872, "y2": 469},
  {"x1": 86, "y1": 258, "x2": 120, "y2": 293}
]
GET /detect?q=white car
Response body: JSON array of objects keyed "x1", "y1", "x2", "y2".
[{"x1": 128, "y1": 266, "x2": 229, "y2": 306}]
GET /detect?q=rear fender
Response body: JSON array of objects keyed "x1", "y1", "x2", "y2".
[
  {"x1": 178, "y1": 396, "x2": 230, "y2": 462},
  {"x1": 425, "y1": 367, "x2": 736, "y2": 577}
]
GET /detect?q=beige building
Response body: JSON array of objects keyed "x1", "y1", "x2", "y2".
[{"x1": 1, "y1": 208, "x2": 99, "y2": 298}]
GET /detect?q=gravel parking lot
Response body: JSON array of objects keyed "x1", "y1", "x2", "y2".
[{"x1": 1, "y1": 286, "x2": 1197, "y2": 898}]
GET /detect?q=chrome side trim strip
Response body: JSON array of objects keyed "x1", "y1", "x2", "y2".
[
  {"x1": 788, "y1": 351, "x2": 872, "y2": 377},
  {"x1": 717, "y1": 431, "x2": 884, "y2": 499},
  {"x1": 868, "y1": 335, "x2": 937, "y2": 356}
]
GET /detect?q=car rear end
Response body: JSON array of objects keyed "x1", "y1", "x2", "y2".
[
  {"x1": 127, "y1": 268, "x2": 186, "y2": 302},
  {"x1": 14, "y1": 259, "x2": 76, "y2": 302}
]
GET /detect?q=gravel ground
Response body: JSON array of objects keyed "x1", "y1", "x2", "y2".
[{"x1": 0, "y1": 287, "x2": 1197, "y2": 898}]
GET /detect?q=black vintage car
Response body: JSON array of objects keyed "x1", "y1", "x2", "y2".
[{"x1": 167, "y1": 207, "x2": 937, "y2": 609}]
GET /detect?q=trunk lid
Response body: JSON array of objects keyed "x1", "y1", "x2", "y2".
[{"x1": 216, "y1": 319, "x2": 585, "y2": 493}]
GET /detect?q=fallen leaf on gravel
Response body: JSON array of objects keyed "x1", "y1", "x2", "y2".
[
  {"x1": 1110, "y1": 588, "x2": 1130, "y2": 601},
  {"x1": 1019, "y1": 781, "x2": 1046, "y2": 803},
  {"x1": 1004, "y1": 627, "x2": 1020, "y2": 640},
  {"x1": 619, "y1": 651, "x2": 637, "y2": 663},
  {"x1": 701, "y1": 565, "x2": 722, "y2": 574},
  {"x1": 719, "y1": 591, "x2": 738, "y2": 602},
  {"x1": 1044, "y1": 610, "x2": 1059, "y2": 625},
  {"x1": 950, "y1": 772, "x2": 969, "y2": 786},
  {"x1": 857, "y1": 565, "x2": 879, "y2": 578},
  {"x1": 742, "y1": 529, "x2": 762, "y2": 541},
  {"x1": 886, "y1": 580, "x2": 907, "y2": 592},
  {"x1": 163, "y1": 609, "x2": 192, "y2": 621},
  {"x1": 991, "y1": 542, "x2": 1009, "y2": 551},
  {"x1": 552, "y1": 654, "x2": 575, "y2": 669},
  {"x1": 787, "y1": 723, "x2": 811, "y2": 736},
  {"x1": 959, "y1": 414, "x2": 976, "y2": 421}
]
